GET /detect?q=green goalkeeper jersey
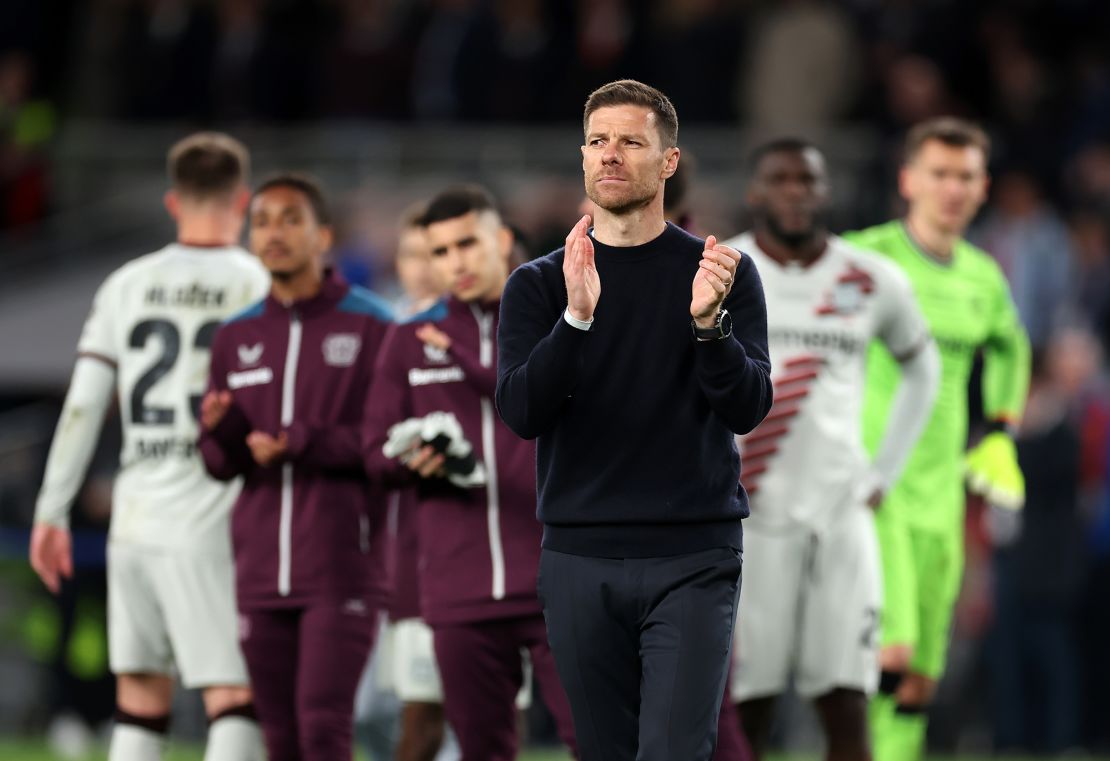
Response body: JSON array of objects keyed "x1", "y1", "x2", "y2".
[{"x1": 843, "y1": 221, "x2": 1031, "y2": 533}]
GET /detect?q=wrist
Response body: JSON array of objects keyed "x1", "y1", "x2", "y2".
[
  {"x1": 567, "y1": 305, "x2": 594, "y2": 323},
  {"x1": 563, "y1": 308, "x2": 594, "y2": 331},
  {"x1": 692, "y1": 310, "x2": 719, "y2": 329}
]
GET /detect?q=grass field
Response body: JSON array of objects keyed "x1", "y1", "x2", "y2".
[{"x1": 0, "y1": 742, "x2": 1089, "y2": 761}]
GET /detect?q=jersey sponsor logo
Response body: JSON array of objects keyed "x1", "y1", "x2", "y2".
[
  {"x1": 816, "y1": 265, "x2": 875, "y2": 316},
  {"x1": 238, "y1": 342, "x2": 264, "y2": 366},
  {"x1": 133, "y1": 437, "x2": 199, "y2": 460},
  {"x1": 323, "y1": 333, "x2": 361, "y2": 367},
  {"x1": 408, "y1": 366, "x2": 465, "y2": 387},
  {"x1": 768, "y1": 327, "x2": 866, "y2": 356},
  {"x1": 423, "y1": 342, "x2": 449, "y2": 364},
  {"x1": 227, "y1": 366, "x2": 274, "y2": 389}
]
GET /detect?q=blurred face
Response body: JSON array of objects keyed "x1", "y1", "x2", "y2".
[
  {"x1": 747, "y1": 148, "x2": 829, "y2": 246},
  {"x1": 900, "y1": 139, "x2": 990, "y2": 235},
  {"x1": 395, "y1": 226, "x2": 442, "y2": 303},
  {"x1": 249, "y1": 186, "x2": 332, "y2": 279},
  {"x1": 582, "y1": 104, "x2": 679, "y2": 215},
  {"x1": 426, "y1": 210, "x2": 511, "y2": 303}
]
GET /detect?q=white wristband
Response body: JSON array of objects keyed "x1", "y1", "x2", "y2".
[{"x1": 563, "y1": 308, "x2": 594, "y2": 331}]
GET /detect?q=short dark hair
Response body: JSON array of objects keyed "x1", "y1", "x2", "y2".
[
  {"x1": 419, "y1": 184, "x2": 499, "y2": 227},
  {"x1": 583, "y1": 79, "x2": 679, "y2": 148},
  {"x1": 904, "y1": 117, "x2": 991, "y2": 163},
  {"x1": 253, "y1": 173, "x2": 332, "y2": 225},
  {"x1": 167, "y1": 132, "x2": 249, "y2": 199},
  {"x1": 746, "y1": 137, "x2": 819, "y2": 174}
]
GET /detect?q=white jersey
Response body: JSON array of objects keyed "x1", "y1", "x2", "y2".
[
  {"x1": 725, "y1": 233, "x2": 928, "y2": 532},
  {"x1": 67, "y1": 244, "x2": 268, "y2": 550}
]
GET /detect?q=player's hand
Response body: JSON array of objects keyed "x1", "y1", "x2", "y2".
[
  {"x1": 29, "y1": 523, "x2": 73, "y2": 594},
  {"x1": 200, "y1": 390, "x2": 233, "y2": 431},
  {"x1": 246, "y1": 431, "x2": 289, "y2": 467},
  {"x1": 691, "y1": 236, "x2": 741, "y2": 326},
  {"x1": 563, "y1": 214, "x2": 600, "y2": 322},
  {"x1": 966, "y1": 431, "x2": 1025, "y2": 510},
  {"x1": 404, "y1": 444, "x2": 447, "y2": 479},
  {"x1": 415, "y1": 324, "x2": 452, "y2": 352}
]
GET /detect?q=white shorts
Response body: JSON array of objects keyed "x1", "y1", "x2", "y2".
[
  {"x1": 389, "y1": 618, "x2": 533, "y2": 709},
  {"x1": 731, "y1": 505, "x2": 881, "y2": 702},
  {"x1": 108, "y1": 541, "x2": 248, "y2": 689}
]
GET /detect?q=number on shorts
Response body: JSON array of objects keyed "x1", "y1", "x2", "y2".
[{"x1": 860, "y1": 607, "x2": 880, "y2": 649}]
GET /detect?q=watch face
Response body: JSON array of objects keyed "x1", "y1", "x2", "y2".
[{"x1": 720, "y1": 310, "x2": 733, "y2": 335}]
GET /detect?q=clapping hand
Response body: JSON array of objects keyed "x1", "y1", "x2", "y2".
[
  {"x1": 563, "y1": 214, "x2": 600, "y2": 322},
  {"x1": 691, "y1": 235, "x2": 741, "y2": 326}
]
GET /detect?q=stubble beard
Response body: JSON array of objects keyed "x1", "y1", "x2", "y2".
[{"x1": 586, "y1": 176, "x2": 658, "y2": 216}]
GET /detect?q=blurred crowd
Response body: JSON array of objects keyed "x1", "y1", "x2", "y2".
[{"x1": 3, "y1": 0, "x2": 1110, "y2": 756}]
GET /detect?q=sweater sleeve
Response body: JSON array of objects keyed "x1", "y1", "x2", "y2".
[
  {"x1": 692, "y1": 254, "x2": 774, "y2": 434},
  {"x1": 495, "y1": 259, "x2": 591, "y2": 440},
  {"x1": 362, "y1": 324, "x2": 419, "y2": 488}
]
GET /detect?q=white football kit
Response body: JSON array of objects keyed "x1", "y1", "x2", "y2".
[
  {"x1": 724, "y1": 232, "x2": 932, "y2": 701},
  {"x1": 36, "y1": 243, "x2": 269, "y2": 686}
]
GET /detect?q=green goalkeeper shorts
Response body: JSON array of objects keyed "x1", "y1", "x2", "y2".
[{"x1": 874, "y1": 505, "x2": 964, "y2": 680}]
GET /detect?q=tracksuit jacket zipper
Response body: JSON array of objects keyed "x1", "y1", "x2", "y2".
[
  {"x1": 278, "y1": 309, "x2": 302, "y2": 596},
  {"x1": 472, "y1": 304, "x2": 506, "y2": 601}
]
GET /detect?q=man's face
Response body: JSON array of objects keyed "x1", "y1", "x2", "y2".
[
  {"x1": 425, "y1": 210, "x2": 510, "y2": 303},
  {"x1": 747, "y1": 148, "x2": 829, "y2": 245},
  {"x1": 395, "y1": 226, "x2": 442, "y2": 303},
  {"x1": 900, "y1": 139, "x2": 989, "y2": 235},
  {"x1": 249, "y1": 186, "x2": 331, "y2": 278},
  {"x1": 582, "y1": 104, "x2": 679, "y2": 215}
]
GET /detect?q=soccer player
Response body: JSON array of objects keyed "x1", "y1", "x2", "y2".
[
  {"x1": 843, "y1": 118, "x2": 1032, "y2": 761},
  {"x1": 363, "y1": 185, "x2": 577, "y2": 761},
  {"x1": 723, "y1": 139, "x2": 940, "y2": 761},
  {"x1": 29, "y1": 132, "x2": 269, "y2": 761},
  {"x1": 497, "y1": 79, "x2": 772, "y2": 761},
  {"x1": 198, "y1": 174, "x2": 393, "y2": 761}
]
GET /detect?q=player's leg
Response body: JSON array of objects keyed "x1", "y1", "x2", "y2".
[
  {"x1": 238, "y1": 607, "x2": 301, "y2": 761},
  {"x1": 731, "y1": 527, "x2": 806, "y2": 760},
  {"x1": 519, "y1": 614, "x2": 578, "y2": 755},
  {"x1": 868, "y1": 505, "x2": 918, "y2": 760},
  {"x1": 637, "y1": 547, "x2": 742, "y2": 761},
  {"x1": 158, "y1": 548, "x2": 264, "y2": 761},
  {"x1": 106, "y1": 543, "x2": 175, "y2": 761},
  {"x1": 297, "y1": 598, "x2": 378, "y2": 760},
  {"x1": 881, "y1": 527, "x2": 964, "y2": 761},
  {"x1": 433, "y1": 619, "x2": 522, "y2": 761},
  {"x1": 537, "y1": 549, "x2": 640, "y2": 761},
  {"x1": 392, "y1": 618, "x2": 447, "y2": 761},
  {"x1": 799, "y1": 505, "x2": 882, "y2": 761}
]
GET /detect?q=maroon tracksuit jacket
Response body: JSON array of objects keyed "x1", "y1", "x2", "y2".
[
  {"x1": 199, "y1": 272, "x2": 393, "y2": 610},
  {"x1": 363, "y1": 296, "x2": 542, "y2": 627}
]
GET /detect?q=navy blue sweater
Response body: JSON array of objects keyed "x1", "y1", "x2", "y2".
[{"x1": 495, "y1": 223, "x2": 773, "y2": 558}]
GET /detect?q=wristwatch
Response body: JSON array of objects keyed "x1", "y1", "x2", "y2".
[{"x1": 691, "y1": 309, "x2": 732, "y2": 341}]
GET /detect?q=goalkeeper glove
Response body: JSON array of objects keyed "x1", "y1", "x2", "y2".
[{"x1": 966, "y1": 430, "x2": 1024, "y2": 511}]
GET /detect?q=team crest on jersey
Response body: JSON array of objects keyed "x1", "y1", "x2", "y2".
[
  {"x1": 237, "y1": 342, "x2": 264, "y2": 366},
  {"x1": 423, "y1": 342, "x2": 449, "y2": 364},
  {"x1": 817, "y1": 265, "x2": 874, "y2": 316},
  {"x1": 323, "y1": 333, "x2": 362, "y2": 367}
]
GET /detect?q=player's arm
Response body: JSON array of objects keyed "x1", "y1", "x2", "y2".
[
  {"x1": 197, "y1": 329, "x2": 255, "y2": 481},
  {"x1": 692, "y1": 252, "x2": 774, "y2": 435},
  {"x1": 870, "y1": 272, "x2": 940, "y2": 501},
  {"x1": 362, "y1": 323, "x2": 422, "y2": 487},
  {"x1": 968, "y1": 271, "x2": 1033, "y2": 509},
  {"x1": 495, "y1": 258, "x2": 590, "y2": 440},
  {"x1": 31, "y1": 355, "x2": 116, "y2": 593},
  {"x1": 31, "y1": 276, "x2": 119, "y2": 593}
]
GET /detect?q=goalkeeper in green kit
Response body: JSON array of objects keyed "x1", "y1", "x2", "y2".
[{"x1": 844, "y1": 118, "x2": 1031, "y2": 761}]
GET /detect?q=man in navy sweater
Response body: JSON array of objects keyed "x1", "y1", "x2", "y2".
[{"x1": 496, "y1": 79, "x2": 773, "y2": 761}]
